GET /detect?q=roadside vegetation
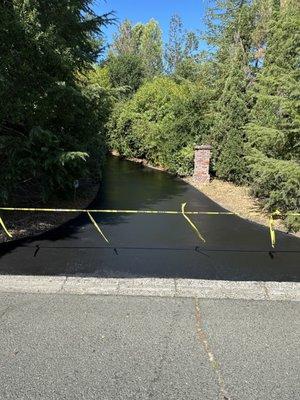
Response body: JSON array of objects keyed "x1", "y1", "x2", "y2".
[
  {"x1": 0, "y1": 0, "x2": 114, "y2": 203},
  {"x1": 0, "y1": 0, "x2": 299, "y2": 231},
  {"x1": 106, "y1": 0, "x2": 300, "y2": 231}
]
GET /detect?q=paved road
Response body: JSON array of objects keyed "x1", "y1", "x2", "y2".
[
  {"x1": 0, "y1": 157, "x2": 299, "y2": 281},
  {"x1": 0, "y1": 293, "x2": 299, "y2": 400}
]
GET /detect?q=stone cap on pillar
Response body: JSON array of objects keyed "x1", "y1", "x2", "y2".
[{"x1": 195, "y1": 144, "x2": 212, "y2": 150}]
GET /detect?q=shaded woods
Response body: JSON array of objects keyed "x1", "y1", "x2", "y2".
[
  {"x1": 0, "y1": 0, "x2": 114, "y2": 201},
  {"x1": 0, "y1": 0, "x2": 299, "y2": 230}
]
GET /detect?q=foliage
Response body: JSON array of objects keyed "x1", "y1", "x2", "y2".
[
  {"x1": 247, "y1": 4, "x2": 300, "y2": 161},
  {"x1": 165, "y1": 15, "x2": 199, "y2": 74},
  {"x1": 246, "y1": 1, "x2": 300, "y2": 228},
  {"x1": 247, "y1": 150, "x2": 300, "y2": 231},
  {"x1": 108, "y1": 77, "x2": 212, "y2": 175},
  {"x1": 211, "y1": 46, "x2": 249, "y2": 183},
  {"x1": 108, "y1": 54, "x2": 145, "y2": 94},
  {"x1": 138, "y1": 19, "x2": 164, "y2": 78},
  {"x1": 81, "y1": 64, "x2": 112, "y2": 89},
  {"x1": 109, "y1": 19, "x2": 163, "y2": 89},
  {"x1": 0, "y1": 0, "x2": 112, "y2": 202},
  {"x1": 1, "y1": 127, "x2": 89, "y2": 201},
  {"x1": 207, "y1": 2, "x2": 254, "y2": 182}
]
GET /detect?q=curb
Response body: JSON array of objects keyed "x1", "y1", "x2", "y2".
[{"x1": 0, "y1": 276, "x2": 299, "y2": 301}]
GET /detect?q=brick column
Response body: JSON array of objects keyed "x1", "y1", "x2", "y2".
[{"x1": 193, "y1": 145, "x2": 212, "y2": 184}]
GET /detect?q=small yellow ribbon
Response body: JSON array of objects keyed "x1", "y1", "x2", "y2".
[
  {"x1": 0, "y1": 217, "x2": 12, "y2": 238},
  {"x1": 87, "y1": 212, "x2": 110, "y2": 244},
  {"x1": 269, "y1": 210, "x2": 281, "y2": 248},
  {"x1": 181, "y1": 203, "x2": 206, "y2": 243},
  {"x1": 269, "y1": 215, "x2": 276, "y2": 248}
]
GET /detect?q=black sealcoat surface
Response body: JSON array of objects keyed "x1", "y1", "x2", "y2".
[{"x1": 0, "y1": 156, "x2": 299, "y2": 281}]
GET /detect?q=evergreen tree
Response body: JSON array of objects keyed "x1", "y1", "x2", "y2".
[
  {"x1": 213, "y1": 45, "x2": 249, "y2": 182},
  {"x1": 247, "y1": 0, "x2": 300, "y2": 161},
  {"x1": 245, "y1": 0, "x2": 300, "y2": 227},
  {"x1": 0, "y1": 0, "x2": 112, "y2": 201},
  {"x1": 207, "y1": 1, "x2": 254, "y2": 182}
]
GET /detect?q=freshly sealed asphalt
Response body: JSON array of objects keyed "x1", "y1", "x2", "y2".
[{"x1": 0, "y1": 156, "x2": 299, "y2": 281}]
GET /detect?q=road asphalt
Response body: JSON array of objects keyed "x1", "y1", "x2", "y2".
[
  {"x1": 1, "y1": 157, "x2": 299, "y2": 281},
  {"x1": 0, "y1": 293, "x2": 299, "y2": 400}
]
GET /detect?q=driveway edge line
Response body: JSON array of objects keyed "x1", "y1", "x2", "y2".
[{"x1": 0, "y1": 276, "x2": 299, "y2": 301}]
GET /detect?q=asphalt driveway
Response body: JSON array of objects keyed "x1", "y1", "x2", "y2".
[{"x1": 0, "y1": 157, "x2": 299, "y2": 281}]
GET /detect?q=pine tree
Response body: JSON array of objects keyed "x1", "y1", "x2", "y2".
[
  {"x1": 0, "y1": 0, "x2": 112, "y2": 200},
  {"x1": 245, "y1": 0, "x2": 300, "y2": 228},
  {"x1": 247, "y1": 0, "x2": 300, "y2": 160},
  {"x1": 207, "y1": 1, "x2": 254, "y2": 182},
  {"x1": 213, "y1": 45, "x2": 249, "y2": 182}
]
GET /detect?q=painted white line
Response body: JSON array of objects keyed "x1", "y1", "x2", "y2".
[{"x1": 0, "y1": 275, "x2": 299, "y2": 301}]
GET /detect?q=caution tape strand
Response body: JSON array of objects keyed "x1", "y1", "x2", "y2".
[
  {"x1": 0, "y1": 207, "x2": 299, "y2": 248},
  {"x1": 181, "y1": 203, "x2": 206, "y2": 243},
  {"x1": 0, "y1": 207, "x2": 298, "y2": 217},
  {"x1": 87, "y1": 212, "x2": 110, "y2": 244},
  {"x1": 269, "y1": 215, "x2": 276, "y2": 248},
  {"x1": 0, "y1": 217, "x2": 12, "y2": 238},
  {"x1": 0, "y1": 207, "x2": 236, "y2": 215}
]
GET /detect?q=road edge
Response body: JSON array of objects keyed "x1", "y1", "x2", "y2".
[{"x1": 0, "y1": 276, "x2": 299, "y2": 301}]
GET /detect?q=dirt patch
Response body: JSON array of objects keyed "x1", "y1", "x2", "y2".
[
  {"x1": 185, "y1": 177, "x2": 299, "y2": 238},
  {"x1": 0, "y1": 180, "x2": 100, "y2": 243}
]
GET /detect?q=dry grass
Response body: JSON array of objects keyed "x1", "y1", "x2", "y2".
[{"x1": 185, "y1": 177, "x2": 299, "y2": 237}]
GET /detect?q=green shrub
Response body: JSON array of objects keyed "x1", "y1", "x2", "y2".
[
  {"x1": 108, "y1": 54, "x2": 145, "y2": 94},
  {"x1": 248, "y1": 150, "x2": 300, "y2": 231},
  {"x1": 108, "y1": 77, "x2": 212, "y2": 176},
  {"x1": 0, "y1": 127, "x2": 89, "y2": 201}
]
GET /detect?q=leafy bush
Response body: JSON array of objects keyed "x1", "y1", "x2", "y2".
[
  {"x1": 108, "y1": 77, "x2": 212, "y2": 175},
  {"x1": 108, "y1": 54, "x2": 146, "y2": 94},
  {"x1": 248, "y1": 150, "x2": 300, "y2": 231}
]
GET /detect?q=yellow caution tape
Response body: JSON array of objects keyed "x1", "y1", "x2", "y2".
[
  {"x1": 0, "y1": 217, "x2": 12, "y2": 238},
  {"x1": 181, "y1": 203, "x2": 206, "y2": 243},
  {"x1": 269, "y1": 210, "x2": 284, "y2": 249},
  {"x1": 0, "y1": 207, "x2": 298, "y2": 217},
  {"x1": 87, "y1": 212, "x2": 110, "y2": 244},
  {"x1": 269, "y1": 214, "x2": 276, "y2": 248},
  {"x1": 0, "y1": 206, "x2": 299, "y2": 248},
  {"x1": 0, "y1": 207, "x2": 235, "y2": 215}
]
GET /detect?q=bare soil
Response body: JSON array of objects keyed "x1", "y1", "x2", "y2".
[{"x1": 0, "y1": 180, "x2": 100, "y2": 243}]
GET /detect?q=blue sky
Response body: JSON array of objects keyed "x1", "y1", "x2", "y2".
[{"x1": 93, "y1": 0, "x2": 211, "y2": 47}]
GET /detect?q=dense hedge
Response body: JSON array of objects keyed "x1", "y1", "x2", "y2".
[
  {"x1": 108, "y1": 76, "x2": 212, "y2": 176},
  {"x1": 248, "y1": 150, "x2": 300, "y2": 231}
]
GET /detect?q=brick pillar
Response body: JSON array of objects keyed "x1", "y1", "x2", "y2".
[{"x1": 193, "y1": 145, "x2": 212, "y2": 184}]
